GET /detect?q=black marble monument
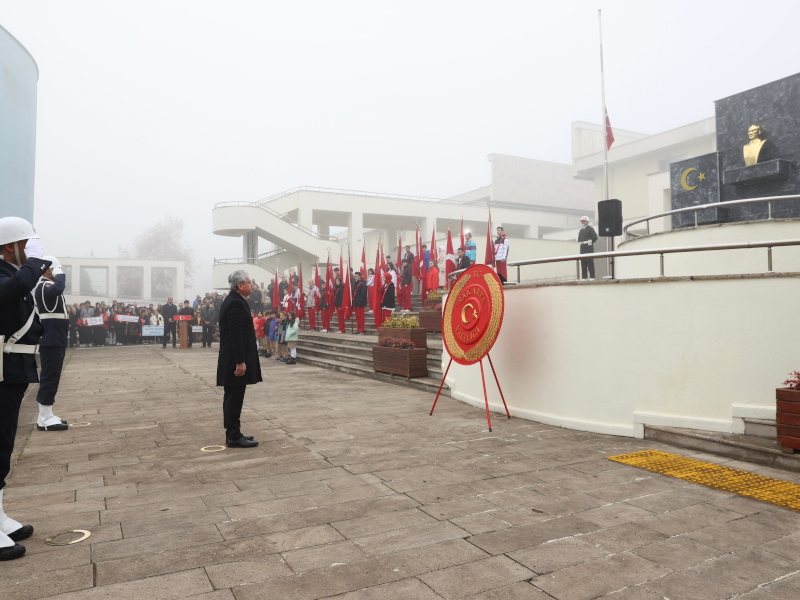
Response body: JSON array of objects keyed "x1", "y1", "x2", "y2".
[{"x1": 671, "y1": 72, "x2": 800, "y2": 228}]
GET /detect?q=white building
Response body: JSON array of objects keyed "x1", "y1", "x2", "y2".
[
  {"x1": 0, "y1": 24, "x2": 38, "y2": 222},
  {"x1": 58, "y1": 257, "x2": 185, "y2": 305}
]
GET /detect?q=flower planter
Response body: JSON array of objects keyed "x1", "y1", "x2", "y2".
[
  {"x1": 377, "y1": 327, "x2": 427, "y2": 349},
  {"x1": 777, "y1": 388, "x2": 800, "y2": 453},
  {"x1": 372, "y1": 346, "x2": 428, "y2": 379},
  {"x1": 423, "y1": 300, "x2": 442, "y2": 310},
  {"x1": 418, "y1": 311, "x2": 442, "y2": 334}
]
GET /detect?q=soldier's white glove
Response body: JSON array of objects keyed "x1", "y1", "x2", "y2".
[
  {"x1": 580, "y1": 241, "x2": 589, "y2": 246},
  {"x1": 25, "y1": 238, "x2": 43, "y2": 259},
  {"x1": 587, "y1": 240, "x2": 593, "y2": 247}
]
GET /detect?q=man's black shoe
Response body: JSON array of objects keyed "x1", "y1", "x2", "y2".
[
  {"x1": 8, "y1": 525, "x2": 33, "y2": 542},
  {"x1": 226, "y1": 438, "x2": 258, "y2": 448},
  {"x1": 0, "y1": 544, "x2": 25, "y2": 561}
]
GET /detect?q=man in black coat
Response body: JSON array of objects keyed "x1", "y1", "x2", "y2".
[
  {"x1": 0, "y1": 216, "x2": 50, "y2": 561},
  {"x1": 217, "y1": 270, "x2": 262, "y2": 448},
  {"x1": 455, "y1": 247, "x2": 472, "y2": 271},
  {"x1": 352, "y1": 272, "x2": 368, "y2": 334},
  {"x1": 160, "y1": 297, "x2": 178, "y2": 348},
  {"x1": 577, "y1": 216, "x2": 598, "y2": 280}
]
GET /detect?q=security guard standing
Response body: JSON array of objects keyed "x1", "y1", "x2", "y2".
[
  {"x1": 34, "y1": 256, "x2": 69, "y2": 431},
  {"x1": 577, "y1": 216, "x2": 598, "y2": 280},
  {"x1": 0, "y1": 217, "x2": 51, "y2": 561}
]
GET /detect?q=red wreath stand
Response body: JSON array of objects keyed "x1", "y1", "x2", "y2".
[{"x1": 429, "y1": 265, "x2": 510, "y2": 431}]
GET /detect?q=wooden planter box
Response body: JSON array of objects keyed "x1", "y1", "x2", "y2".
[
  {"x1": 418, "y1": 311, "x2": 442, "y2": 334},
  {"x1": 423, "y1": 299, "x2": 442, "y2": 310},
  {"x1": 372, "y1": 346, "x2": 428, "y2": 379},
  {"x1": 377, "y1": 327, "x2": 427, "y2": 349},
  {"x1": 777, "y1": 388, "x2": 800, "y2": 453}
]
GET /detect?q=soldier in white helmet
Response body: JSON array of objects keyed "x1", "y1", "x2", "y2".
[
  {"x1": 34, "y1": 256, "x2": 70, "y2": 431},
  {"x1": 0, "y1": 216, "x2": 51, "y2": 560}
]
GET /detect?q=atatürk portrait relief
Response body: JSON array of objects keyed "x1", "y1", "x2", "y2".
[{"x1": 743, "y1": 124, "x2": 766, "y2": 166}]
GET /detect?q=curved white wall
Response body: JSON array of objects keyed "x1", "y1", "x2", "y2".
[
  {"x1": 617, "y1": 219, "x2": 800, "y2": 279},
  {"x1": 444, "y1": 274, "x2": 799, "y2": 438},
  {"x1": 0, "y1": 25, "x2": 38, "y2": 221}
]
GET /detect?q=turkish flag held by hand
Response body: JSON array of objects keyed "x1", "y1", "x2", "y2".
[
  {"x1": 484, "y1": 209, "x2": 495, "y2": 267},
  {"x1": 445, "y1": 227, "x2": 455, "y2": 288},
  {"x1": 296, "y1": 263, "x2": 305, "y2": 319}
]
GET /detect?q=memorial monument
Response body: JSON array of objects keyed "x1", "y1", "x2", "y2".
[{"x1": 670, "y1": 72, "x2": 800, "y2": 228}]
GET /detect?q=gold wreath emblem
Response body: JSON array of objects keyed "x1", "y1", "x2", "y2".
[{"x1": 443, "y1": 269, "x2": 504, "y2": 364}]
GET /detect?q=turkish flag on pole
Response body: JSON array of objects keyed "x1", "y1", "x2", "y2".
[
  {"x1": 325, "y1": 254, "x2": 334, "y2": 307},
  {"x1": 413, "y1": 224, "x2": 421, "y2": 280},
  {"x1": 272, "y1": 268, "x2": 280, "y2": 310},
  {"x1": 339, "y1": 251, "x2": 344, "y2": 287},
  {"x1": 445, "y1": 227, "x2": 455, "y2": 288},
  {"x1": 484, "y1": 208, "x2": 495, "y2": 267},
  {"x1": 343, "y1": 255, "x2": 352, "y2": 319},
  {"x1": 605, "y1": 109, "x2": 615, "y2": 150},
  {"x1": 296, "y1": 263, "x2": 305, "y2": 318},
  {"x1": 396, "y1": 235, "x2": 402, "y2": 267},
  {"x1": 460, "y1": 218, "x2": 465, "y2": 251},
  {"x1": 360, "y1": 244, "x2": 367, "y2": 280},
  {"x1": 372, "y1": 244, "x2": 383, "y2": 329},
  {"x1": 314, "y1": 263, "x2": 321, "y2": 289}
]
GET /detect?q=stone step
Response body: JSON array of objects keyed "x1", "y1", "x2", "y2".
[
  {"x1": 298, "y1": 339, "x2": 443, "y2": 368},
  {"x1": 296, "y1": 354, "x2": 449, "y2": 396},
  {"x1": 300, "y1": 330, "x2": 444, "y2": 353},
  {"x1": 644, "y1": 425, "x2": 800, "y2": 473},
  {"x1": 297, "y1": 343, "x2": 444, "y2": 378},
  {"x1": 744, "y1": 418, "x2": 777, "y2": 439}
]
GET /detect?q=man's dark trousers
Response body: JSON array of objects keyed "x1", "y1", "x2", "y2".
[
  {"x1": 0, "y1": 383, "x2": 27, "y2": 489},
  {"x1": 223, "y1": 385, "x2": 246, "y2": 441},
  {"x1": 580, "y1": 245, "x2": 595, "y2": 279},
  {"x1": 163, "y1": 322, "x2": 176, "y2": 348},
  {"x1": 36, "y1": 346, "x2": 65, "y2": 406},
  {"x1": 202, "y1": 323, "x2": 214, "y2": 347}
]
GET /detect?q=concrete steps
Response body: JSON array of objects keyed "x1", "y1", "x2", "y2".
[
  {"x1": 295, "y1": 330, "x2": 448, "y2": 396},
  {"x1": 644, "y1": 424, "x2": 800, "y2": 473}
]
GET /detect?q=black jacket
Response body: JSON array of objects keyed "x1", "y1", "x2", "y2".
[
  {"x1": 381, "y1": 282, "x2": 395, "y2": 309},
  {"x1": 216, "y1": 291, "x2": 262, "y2": 387},
  {"x1": 402, "y1": 264, "x2": 413, "y2": 285},
  {"x1": 1, "y1": 257, "x2": 51, "y2": 383},
  {"x1": 35, "y1": 273, "x2": 68, "y2": 347},
  {"x1": 353, "y1": 280, "x2": 368, "y2": 308},
  {"x1": 334, "y1": 284, "x2": 344, "y2": 308},
  {"x1": 161, "y1": 302, "x2": 178, "y2": 322},
  {"x1": 578, "y1": 225, "x2": 598, "y2": 244},
  {"x1": 455, "y1": 255, "x2": 472, "y2": 271}
]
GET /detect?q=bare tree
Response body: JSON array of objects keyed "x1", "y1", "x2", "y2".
[{"x1": 118, "y1": 215, "x2": 196, "y2": 289}]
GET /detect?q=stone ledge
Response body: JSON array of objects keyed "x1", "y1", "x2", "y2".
[{"x1": 722, "y1": 159, "x2": 792, "y2": 186}]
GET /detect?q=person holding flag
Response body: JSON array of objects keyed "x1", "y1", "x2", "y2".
[
  {"x1": 445, "y1": 227, "x2": 456, "y2": 288},
  {"x1": 380, "y1": 272, "x2": 396, "y2": 325},
  {"x1": 493, "y1": 226, "x2": 510, "y2": 283},
  {"x1": 306, "y1": 278, "x2": 319, "y2": 331},
  {"x1": 352, "y1": 271, "x2": 368, "y2": 334}
]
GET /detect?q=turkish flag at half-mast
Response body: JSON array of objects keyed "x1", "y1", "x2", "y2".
[
  {"x1": 445, "y1": 227, "x2": 455, "y2": 288},
  {"x1": 484, "y1": 208, "x2": 495, "y2": 267},
  {"x1": 605, "y1": 109, "x2": 615, "y2": 150},
  {"x1": 372, "y1": 244, "x2": 383, "y2": 329},
  {"x1": 296, "y1": 262, "x2": 305, "y2": 319}
]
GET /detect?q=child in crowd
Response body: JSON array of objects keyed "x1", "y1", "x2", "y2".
[
  {"x1": 274, "y1": 311, "x2": 289, "y2": 362},
  {"x1": 285, "y1": 311, "x2": 299, "y2": 365},
  {"x1": 267, "y1": 311, "x2": 279, "y2": 358}
]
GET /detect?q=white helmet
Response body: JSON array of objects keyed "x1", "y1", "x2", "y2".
[
  {"x1": 43, "y1": 255, "x2": 62, "y2": 269},
  {"x1": 580, "y1": 216, "x2": 589, "y2": 222},
  {"x1": 0, "y1": 217, "x2": 40, "y2": 245}
]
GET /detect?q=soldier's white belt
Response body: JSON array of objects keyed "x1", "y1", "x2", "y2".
[
  {"x1": 39, "y1": 314, "x2": 68, "y2": 320},
  {"x1": 3, "y1": 344, "x2": 38, "y2": 354}
]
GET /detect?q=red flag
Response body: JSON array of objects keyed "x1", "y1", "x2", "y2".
[
  {"x1": 287, "y1": 270, "x2": 293, "y2": 301},
  {"x1": 605, "y1": 109, "x2": 615, "y2": 150},
  {"x1": 314, "y1": 263, "x2": 321, "y2": 289},
  {"x1": 325, "y1": 254, "x2": 334, "y2": 307},
  {"x1": 445, "y1": 227, "x2": 455, "y2": 287},
  {"x1": 296, "y1": 263, "x2": 305, "y2": 319},
  {"x1": 429, "y1": 225, "x2": 437, "y2": 270},
  {"x1": 272, "y1": 268, "x2": 280, "y2": 310},
  {"x1": 460, "y1": 218, "x2": 465, "y2": 251},
  {"x1": 360, "y1": 244, "x2": 367, "y2": 280},
  {"x1": 396, "y1": 234, "x2": 402, "y2": 268},
  {"x1": 372, "y1": 245, "x2": 383, "y2": 329},
  {"x1": 339, "y1": 250, "x2": 344, "y2": 292},
  {"x1": 484, "y1": 209, "x2": 495, "y2": 267},
  {"x1": 343, "y1": 255, "x2": 353, "y2": 319}
]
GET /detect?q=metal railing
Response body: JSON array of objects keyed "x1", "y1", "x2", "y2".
[
  {"x1": 624, "y1": 194, "x2": 800, "y2": 240},
  {"x1": 448, "y1": 238, "x2": 800, "y2": 283},
  {"x1": 213, "y1": 257, "x2": 277, "y2": 275},
  {"x1": 214, "y1": 201, "x2": 341, "y2": 242}
]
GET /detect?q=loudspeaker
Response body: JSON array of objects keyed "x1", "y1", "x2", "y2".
[{"x1": 598, "y1": 199, "x2": 622, "y2": 237}]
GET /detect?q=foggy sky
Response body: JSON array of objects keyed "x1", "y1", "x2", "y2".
[{"x1": 2, "y1": 0, "x2": 798, "y2": 294}]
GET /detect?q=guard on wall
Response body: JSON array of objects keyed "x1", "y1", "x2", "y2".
[
  {"x1": 577, "y1": 216, "x2": 598, "y2": 280},
  {"x1": 0, "y1": 216, "x2": 52, "y2": 561}
]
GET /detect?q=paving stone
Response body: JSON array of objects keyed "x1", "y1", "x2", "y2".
[
  {"x1": 684, "y1": 511, "x2": 794, "y2": 552},
  {"x1": 578, "y1": 523, "x2": 668, "y2": 554},
  {"x1": 508, "y1": 537, "x2": 608, "y2": 575},
  {"x1": 468, "y1": 515, "x2": 599, "y2": 555},
  {"x1": 204, "y1": 554, "x2": 293, "y2": 588},
  {"x1": 332, "y1": 507, "x2": 438, "y2": 538},
  {"x1": 532, "y1": 552, "x2": 672, "y2": 600},
  {"x1": 418, "y1": 496, "x2": 497, "y2": 521},
  {"x1": 352, "y1": 521, "x2": 469, "y2": 556},
  {"x1": 449, "y1": 512, "x2": 511, "y2": 535},
  {"x1": 643, "y1": 548, "x2": 797, "y2": 600},
  {"x1": 41, "y1": 568, "x2": 213, "y2": 600},
  {"x1": 4, "y1": 565, "x2": 94, "y2": 600},
  {"x1": 92, "y1": 524, "x2": 224, "y2": 562},
  {"x1": 282, "y1": 540, "x2": 368, "y2": 572},
  {"x1": 419, "y1": 555, "x2": 535, "y2": 599},
  {"x1": 631, "y1": 535, "x2": 726, "y2": 571},
  {"x1": 635, "y1": 502, "x2": 745, "y2": 536},
  {"x1": 324, "y1": 577, "x2": 443, "y2": 599},
  {"x1": 461, "y1": 581, "x2": 553, "y2": 599}
]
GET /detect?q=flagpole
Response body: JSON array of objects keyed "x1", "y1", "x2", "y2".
[{"x1": 598, "y1": 9, "x2": 615, "y2": 278}]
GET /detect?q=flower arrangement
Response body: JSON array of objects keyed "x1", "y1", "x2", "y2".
[
  {"x1": 784, "y1": 371, "x2": 800, "y2": 390},
  {"x1": 426, "y1": 289, "x2": 443, "y2": 301},
  {"x1": 422, "y1": 302, "x2": 442, "y2": 312},
  {"x1": 382, "y1": 314, "x2": 419, "y2": 328},
  {"x1": 377, "y1": 337, "x2": 416, "y2": 349}
]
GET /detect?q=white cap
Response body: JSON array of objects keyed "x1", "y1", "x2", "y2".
[
  {"x1": 43, "y1": 255, "x2": 62, "y2": 269},
  {"x1": 580, "y1": 216, "x2": 589, "y2": 221},
  {"x1": 0, "y1": 217, "x2": 40, "y2": 245}
]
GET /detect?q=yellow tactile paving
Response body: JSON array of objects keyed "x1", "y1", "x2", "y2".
[{"x1": 606, "y1": 450, "x2": 800, "y2": 512}]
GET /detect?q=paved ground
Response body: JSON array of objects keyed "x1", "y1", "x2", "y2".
[{"x1": 4, "y1": 345, "x2": 800, "y2": 599}]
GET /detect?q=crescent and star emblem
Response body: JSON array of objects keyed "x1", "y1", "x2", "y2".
[
  {"x1": 461, "y1": 302, "x2": 478, "y2": 325},
  {"x1": 680, "y1": 168, "x2": 707, "y2": 191}
]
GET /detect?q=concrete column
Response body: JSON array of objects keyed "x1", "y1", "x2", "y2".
[
  {"x1": 297, "y1": 203, "x2": 312, "y2": 230},
  {"x1": 243, "y1": 232, "x2": 256, "y2": 264},
  {"x1": 347, "y1": 210, "x2": 364, "y2": 263}
]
